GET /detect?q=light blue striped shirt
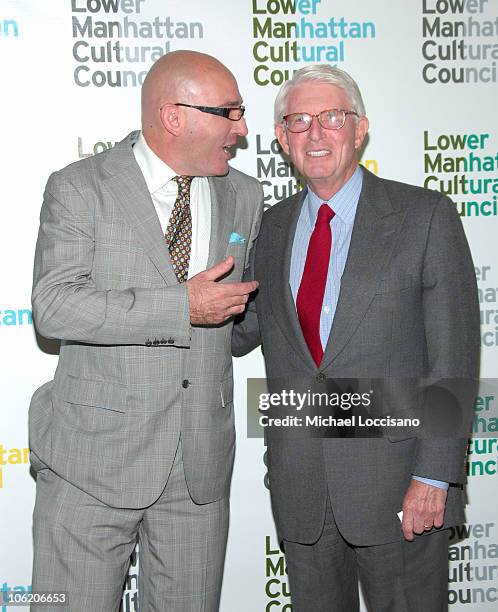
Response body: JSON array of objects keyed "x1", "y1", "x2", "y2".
[
  {"x1": 289, "y1": 165, "x2": 448, "y2": 491},
  {"x1": 290, "y1": 166, "x2": 362, "y2": 348}
]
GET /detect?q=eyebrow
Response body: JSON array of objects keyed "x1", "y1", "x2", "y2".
[{"x1": 218, "y1": 99, "x2": 243, "y2": 107}]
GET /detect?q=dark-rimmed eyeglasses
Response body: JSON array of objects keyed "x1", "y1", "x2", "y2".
[
  {"x1": 174, "y1": 103, "x2": 245, "y2": 121},
  {"x1": 283, "y1": 109, "x2": 358, "y2": 133}
]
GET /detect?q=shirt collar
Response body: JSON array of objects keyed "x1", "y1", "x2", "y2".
[
  {"x1": 133, "y1": 131, "x2": 177, "y2": 194},
  {"x1": 306, "y1": 165, "x2": 363, "y2": 229}
]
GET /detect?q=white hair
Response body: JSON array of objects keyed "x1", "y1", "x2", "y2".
[{"x1": 274, "y1": 65, "x2": 366, "y2": 125}]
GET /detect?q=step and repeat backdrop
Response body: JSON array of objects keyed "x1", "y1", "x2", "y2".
[{"x1": 1, "y1": 1, "x2": 497, "y2": 610}]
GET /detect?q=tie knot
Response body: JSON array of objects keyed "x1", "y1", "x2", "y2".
[
  {"x1": 317, "y1": 203, "x2": 335, "y2": 225},
  {"x1": 173, "y1": 175, "x2": 194, "y2": 195}
]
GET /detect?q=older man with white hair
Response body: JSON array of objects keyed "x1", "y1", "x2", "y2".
[{"x1": 234, "y1": 65, "x2": 479, "y2": 611}]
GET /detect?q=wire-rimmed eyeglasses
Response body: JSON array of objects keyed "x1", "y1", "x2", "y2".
[{"x1": 283, "y1": 108, "x2": 358, "y2": 133}]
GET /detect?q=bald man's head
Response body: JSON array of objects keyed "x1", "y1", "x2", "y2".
[
  {"x1": 142, "y1": 51, "x2": 236, "y2": 135},
  {"x1": 140, "y1": 50, "x2": 248, "y2": 176}
]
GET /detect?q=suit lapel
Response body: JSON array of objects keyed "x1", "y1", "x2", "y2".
[
  {"x1": 101, "y1": 132, "x2": 178, "y2": 286},
  {"x1": 321, "y1": 170, "x2": 406, "y2": 369},
  {"x1": 102, "y1": 135, "x2": 237, "y2": 284},
  {"x1": 207, "y1": 176, "x2": 235, "y2": 269},
  {"x1": 270, "y1": 189, "x2": 318, "y2": 370}
]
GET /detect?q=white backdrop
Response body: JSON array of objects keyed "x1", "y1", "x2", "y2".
[{"x1": 1, "y1": 0, "x2": 497, "y2": 610}]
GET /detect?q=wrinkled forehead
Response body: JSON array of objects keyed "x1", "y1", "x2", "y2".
[{"x1": 285, "y1": 82, "x2": 350, "y2": 113}]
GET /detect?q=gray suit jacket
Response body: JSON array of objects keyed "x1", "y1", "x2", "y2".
[
  {"x1": 233, "y1": 169, "x2": 480, "y2": 546},
  {"x1": 30, "y1": 131, "x2": 263, "y2": 509}
]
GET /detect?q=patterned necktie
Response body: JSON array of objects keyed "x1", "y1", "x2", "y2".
[
  {"x1": 164, "y1": 175, "x2": 194, "y2": 283},
  {"x1": 296, "y1": 203, "x2": 335, "y2": 366}
]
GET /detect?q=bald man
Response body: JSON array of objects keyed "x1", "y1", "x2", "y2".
[{"x1": 29, "y1": 51, "x2": 263, "y2": 611}]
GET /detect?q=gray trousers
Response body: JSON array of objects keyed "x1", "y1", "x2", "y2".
[
  {"x1": 283, "y1": 495, "x2": 449, "y2": 612},
  {"x1": 31, "y1": 440, "x2": 229, "y2": 612}
]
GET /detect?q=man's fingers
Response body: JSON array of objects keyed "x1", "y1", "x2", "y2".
[
  {"x1": 412, "y1": 514, "x2": 426, "y2": 536},
  {"x1": 223, "y1": 285, "x2": 255, "y2": 306},
  {"x1": 187, "y1": 259, "x2": 259, "y2": 325},
  {"x1": 205, "y1": 280, "x2": 258, "y2": 301},
  {"x1": 206, "y1": 304, "x2": 248, "y2": 325},
  {"x1": 221, "y1": 297, "x2": 252, "y2": 318},
  {"x1": 401, "y1": 480, "x2": 448, "y2": 541},
  {"x1": 422, "y1": 517, "x2": 433, "y2": 530},
  {"x1": 198, "y1": 257, "x2": 235, "y2": 282},
  {"x1": 401, "y1": 511, "x2": 415, "y2": 541},
  {"x1": 433, "y1": 510, "x2": 445, "y2": 528},
  {"x1": 226, "y1": 304, "x2": 247, "y2": 318},
  {"x1": 227, "y1": 294, "x2": 249, "y2": 307},
  {"x1": 190, "y1": 260, "x2": 259, "y2": 295},
  {"x1": 223, "y1": 280, "x2": 259, "y2": 296}
]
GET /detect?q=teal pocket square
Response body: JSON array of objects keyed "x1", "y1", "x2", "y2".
[{"x1": 229, "y1": 232, "x2": 246, "y2": 244}]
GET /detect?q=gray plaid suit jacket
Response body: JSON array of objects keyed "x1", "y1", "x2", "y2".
[
  {"x1": 233, "y1": 169, "x2": 480, "y2": 546},
  {"x1": 29, "y1": 131, "x2": 263, "y2": 509}
]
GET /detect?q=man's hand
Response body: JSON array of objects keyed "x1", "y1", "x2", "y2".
[
  {"x1": 401, "y1": 479, "x2": 448, "y2": 541},
  {"x1": 187, "y1": 257, "x2": 259, "y2": 325}
]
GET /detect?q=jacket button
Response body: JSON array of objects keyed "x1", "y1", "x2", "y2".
[
  {"x1": 182, "y1": 379, "x2": 190, "y2": 388},
  {"x1": 152, "y1": 338, "x2": 159, "y2": 346},
  {"x1": 167, "y1": 338, "x2": 175, "y2": 344},
  {"x1": 160, "y1": 338, "x2": 167, "y2": 344},
  {"x1": 145, "y1": 339, "x2": 152, "y2": 347},
  {"x1": 316, "y1": 372, "x2": 326, "y2": 382}
]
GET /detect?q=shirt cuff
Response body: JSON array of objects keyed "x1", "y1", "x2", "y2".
[{"x1": 412, "y1": 475, "x2": 449, "y2": 490}]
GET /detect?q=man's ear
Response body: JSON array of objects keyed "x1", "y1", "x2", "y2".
[
  {"x1": 159, "y1": 103, "x2": 182, "y2": 136},
  {"x1": 354, "y1": 116, "x2": 369, "y2": 150},
  {"x1": 275, "y1": 123, "x2": 290, "y2": 156}
]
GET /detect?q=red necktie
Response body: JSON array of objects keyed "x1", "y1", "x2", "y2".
[{"x1": 296, "y1": 204, "x2": 335, "y2": 366}]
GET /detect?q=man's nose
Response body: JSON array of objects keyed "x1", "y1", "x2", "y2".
[
  {"x1": 234, "y1": 116, "x2": 248, "y2": 137},
  {"x1": 308, "y1": 116, "x2": 325, "y2": 140}
]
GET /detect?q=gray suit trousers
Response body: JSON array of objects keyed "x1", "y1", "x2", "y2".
[
  {"x1": 31, "y1": 439, "x2": 229, "y2": 612},
  {"x1": 283, "y1": 493, "x2": 449, "y2": 612}
]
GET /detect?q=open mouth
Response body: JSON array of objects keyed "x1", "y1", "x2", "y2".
[
  {"x1": 306, "y1": 150, "x2": 330, "y2": 158},
  {"x1": 223, "y1": 145, "x2": 235, "y2": 156}
]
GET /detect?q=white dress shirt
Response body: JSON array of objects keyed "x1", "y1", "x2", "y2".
[{"x1": 133, "y1": 132, "x2": 211, "y2": 278}]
